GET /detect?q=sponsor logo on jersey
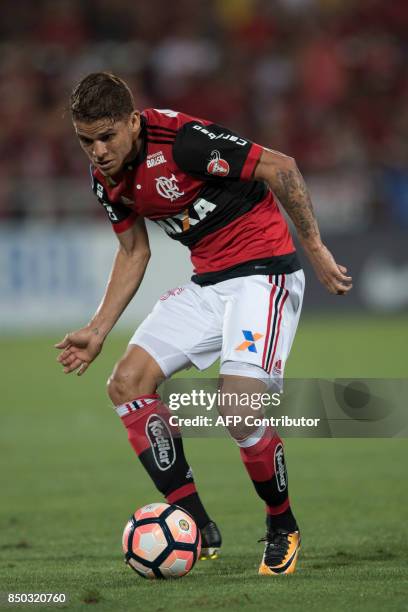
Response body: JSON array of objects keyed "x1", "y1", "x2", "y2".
[
  {"x1": 207, "y1": 150, "x2": 230, "y2": 177},
  {"x1": 273, "y1": 359, "x2": 283, "y2": 375},
  {"x1": 147, "y1": 150, "x2": 167, "y2": 168},
  {"x1": 274, "y1": 443, "x2": 287, "y2": 492},
  {"x1": 192, "y1": 123, "x2": 248, "y2": 146},
  {"x1": 145, "y1": 414, "x2": 176, "y2": 471},
  {"x1": 235, "y1": 330, "x2": 264, "y2": 353},
  {"x1": 156, "y1": 197, "x2": 217, "y2": 235},
  {"x1": 96, "y1": 182, "x2": 104, "y2": 199},
  {"x1": 155, "y1": 174, "x2": 185, "y2": 201}
]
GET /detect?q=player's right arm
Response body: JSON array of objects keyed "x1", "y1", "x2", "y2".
[
  {"x1": 254, "y1": 148, "x2": 352, "y2": 295},
  {"x1": 55, "y1": 216, "x2": 150, "y2": 375}
]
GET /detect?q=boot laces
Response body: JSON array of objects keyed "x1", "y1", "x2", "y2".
[{"x1": 258, "y1": 529, "x2": 290, "y2": 565}]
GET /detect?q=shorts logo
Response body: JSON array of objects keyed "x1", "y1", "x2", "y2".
[
  {"x1": 274, "y1": 443, "x2": 287, "y2": 492},
  {"x1": 235, "y1": 330, "x2": 264, "y2": 353},
  {"x1": 155, "y1": 174, "x2": 184, "y2": 202},
  {"x1": 273, "y1": 359, "x2": 283, "y2": 375},
  {"x1": 160, "y1": 287, "x2": 185, "y2": 301},
  {"x1": 207, "y1": 150, "x2": 230, "y2": 177},
  {"x1": 145, "y1": 414, "x2": 176, "y2": 471}
]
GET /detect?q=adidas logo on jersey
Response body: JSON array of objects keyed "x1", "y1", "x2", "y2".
[{"x1": 147, "y1": 151, "x2": 167, "y2": 168}]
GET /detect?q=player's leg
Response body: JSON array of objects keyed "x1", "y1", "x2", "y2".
[
  {"x1": 219, "y1": 271, "x2": 305, "y2": 574},
  {"x1": 107, "y1": 344, "x2": 213, "y2": 529},
  {"x1": 218, "y1": 372, "x2": 300, "y2": 574},
  {"x1": 109, "y1": 284, "x2": 223, "y2": 558}
]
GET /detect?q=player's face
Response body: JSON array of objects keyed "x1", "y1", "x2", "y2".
[{"x1": 74, "y1": 112, "x2": 141, "y2": 177}]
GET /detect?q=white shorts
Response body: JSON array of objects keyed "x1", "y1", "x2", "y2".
[{"x1": 130, "y1": 270, "x2": 305, "y2": 387}]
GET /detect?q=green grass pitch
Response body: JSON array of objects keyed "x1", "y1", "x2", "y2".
[{"x1": 0, "y1": 316, "x2": 407, "y2": 611}]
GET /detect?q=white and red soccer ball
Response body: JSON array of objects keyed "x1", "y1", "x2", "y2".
[{"x1": 122, "y1": 503, "x2": 201, "y2": 579}]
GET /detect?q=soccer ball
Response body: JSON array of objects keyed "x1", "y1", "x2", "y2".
[{"x1": 122, "y1": 503, "x2": 201, "y2": 579}]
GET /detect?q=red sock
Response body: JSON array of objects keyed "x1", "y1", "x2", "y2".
[
  {"x1": 239, "y1": 427, "x2": 297, "y2": 530},
  {"x1": 115, "y1": 394, "x2": 211, "y2": 529}
]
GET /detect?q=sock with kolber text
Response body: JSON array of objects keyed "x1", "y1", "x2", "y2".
[
  {"x1": 115, "y1": 393, "x2": 211, "y2": 530},
  {"x1": 238, "y1": 425, "x2": 298, "y2": 533}
]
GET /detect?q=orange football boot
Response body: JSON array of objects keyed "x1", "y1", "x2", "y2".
[{"x1": 258, "y1": 529, "x2": 301, "y2": 575}]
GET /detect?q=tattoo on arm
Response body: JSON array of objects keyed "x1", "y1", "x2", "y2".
[{"x1": 273, "y1": 167, "x2": 320, "y2": 242}]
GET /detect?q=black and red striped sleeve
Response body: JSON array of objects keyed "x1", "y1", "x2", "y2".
[
  {"x1": 91, "y1": 169, "x2": 138, "y2": 234},
  {"x1": 108, "y1": 209, "x2": 138, "y2": 234},
  {"x1": 172, "y1": 120, "x2": 263, "y2": 182}
]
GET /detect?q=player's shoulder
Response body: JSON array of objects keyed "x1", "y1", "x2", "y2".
[{"x1": 142, "y1": 108, "x2": 207, "y2": 132}]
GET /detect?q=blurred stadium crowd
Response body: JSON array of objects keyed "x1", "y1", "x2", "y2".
[{"x1": 1, "y1": 0, "x2": 407, "y2": 230}]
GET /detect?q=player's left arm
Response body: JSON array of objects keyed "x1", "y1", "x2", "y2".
[{"x1": 254, "y1": 148, "x2": 352, "y2": 295}]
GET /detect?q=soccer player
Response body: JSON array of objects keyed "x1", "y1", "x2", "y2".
[{"x1": 56, "y1": 73, "x2": 352, "y2": 574}]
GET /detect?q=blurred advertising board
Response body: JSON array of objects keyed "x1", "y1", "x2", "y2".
[
  {"x1": 298, "y1": 231, "x2": 408, "y2": 313},
  {"x1": 0, "y1": 223, "x2": 406, "y2": 331},
  {"x1": 0, "y1": 222, "x2": 191, "y2": 331}
]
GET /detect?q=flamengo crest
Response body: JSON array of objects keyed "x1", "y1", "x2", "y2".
[{"x1": 155, "y1": 174, "x2": 184, "y2": 202}]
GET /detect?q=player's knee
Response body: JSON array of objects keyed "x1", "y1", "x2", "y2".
[
  {"x1": 218, "y1": 371, "x2": 269, "y2": 441},
  {"x1": 107, "y1": 360, "x2": 157, "y2": 405},
  {"x1": 226, "y1": 419, "x2": 257, "y2": 443}
]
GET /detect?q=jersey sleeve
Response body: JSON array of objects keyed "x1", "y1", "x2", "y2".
[
  {"x1": 91, "y1": 169, "x2": 138, "y2": 234},
  {"x1": 172, "y1": 120, "x2": 263, "y2": 181}
]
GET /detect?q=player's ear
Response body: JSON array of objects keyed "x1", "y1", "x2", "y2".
[{"x1": 129, "y1": 111, "x2": 141, "y2": 136}]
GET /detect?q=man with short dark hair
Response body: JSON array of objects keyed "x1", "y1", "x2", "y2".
[{"x1": 56, "y1": 72, "x2": 352, "y2": 574}]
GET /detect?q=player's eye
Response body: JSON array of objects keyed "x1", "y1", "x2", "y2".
[
  {"x1": 79, "y1": 137, "x2": 93, "y2": 146},
  {"x1": 100, "y1": 133, "x2": 114, "y2": 142}
]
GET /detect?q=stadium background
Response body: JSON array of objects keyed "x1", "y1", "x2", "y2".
[{"x1": 0, "y1": 0, "x2": 407, "y2": 610}]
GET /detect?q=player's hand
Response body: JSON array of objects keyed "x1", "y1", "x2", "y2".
[
  {"x1": 304, "y1": 243, "x2": 353, "y2": 295},
  {"x1": 54, "y1": 326, "x2": 104, "y2": 376}
]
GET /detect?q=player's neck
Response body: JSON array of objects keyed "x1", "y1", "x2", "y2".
[
  {"x1": 124, "y1": 139, "x2": 141, "y2": 166},
  {"x1": 123, "y1": 127, "x2": 144, "y2": 167}
]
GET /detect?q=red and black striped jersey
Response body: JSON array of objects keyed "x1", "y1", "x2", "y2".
[{"x1": 91, "y1": 108, "x2": 300, "y2": 285}]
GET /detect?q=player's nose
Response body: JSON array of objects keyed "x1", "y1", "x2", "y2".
[{"x1": 93, "y1": 141, "x2": 108, "y2": 160}]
